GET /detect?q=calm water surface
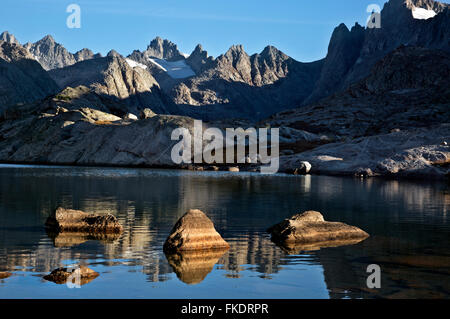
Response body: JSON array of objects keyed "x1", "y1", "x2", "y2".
[{"x1": 0, "y1": 164, "x2": 449, "y2": 298}]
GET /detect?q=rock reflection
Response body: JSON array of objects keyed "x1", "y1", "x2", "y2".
[
  {"x1": 219, "y1": 234, "x2": 287, "y2": 277},
  {"x1": 0, "y1": 168, "x2": 449, "y2": 298},
  {"x1": 46, "y1": 231, "x2": 122, "y2": 247},
  {"x1": 165, "y1": 249, "x2": 229, "y2": 285},
  {"x1": 316, "y1": 236, "x2": 450, "y2": 299},
  {"x1": 273, "y1": 237, "x2": 368, "y2": 255}
]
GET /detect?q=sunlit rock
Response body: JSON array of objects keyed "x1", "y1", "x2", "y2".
[
  {"x1": 45, "y1": 207, "x2": 123, "y2": 234},
  {"x1": 287, "y1": 161, "x2": 311, "y2": 175},
  {"x1": 43, "y1": 265, "x2": 99, "y2": 285},
  {"x1": 163, "y1": 209, "x2": 230, "y2": 252},
  {"x1": 268, "y1": 211, "x2": 369, "y2": 247},
  {"x1": 0, "y1": 272, "x2": 12, "y2": 279},
  {"x1": 124, "y1": 113, "x2": 138, "y2": 121}
]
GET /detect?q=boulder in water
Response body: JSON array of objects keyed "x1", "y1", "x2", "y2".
[
  {"x1": 163, "y1": 209, "x2": 230, "y2": 252},
  {"x1": 288, "y1": 161, "x2": 311, "y2": 175},
  {"x1": 45, "y1": 207, "x2": 123, "y2": 234},
  {"x1": 0, "y1": 272, "x2": 12, "y2": 279},
  {"x1": 268, "y1": 211, "x2": 369, "y2": 247},
  {"x1": 43, "y1": 266, "x2": 99, "y2": 285}
]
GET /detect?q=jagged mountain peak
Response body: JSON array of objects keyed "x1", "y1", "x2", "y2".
[
  {"x1": 226, "y1": 44, "x2": 246, "y2": 54},
  {"x1": 24, "y1": 34, "x2": 74, "y2": 70},
  {"x1": 144, "y1": 37, "x2": 184, "y2": 61},
  {"x1": 23, "y1": 34, "x2": 102, "y2": 70},
  {"x1": 0, "y1": 40, "x2": 33, "y2": 62},
  {"x1": 222, "y1": 45, "x2": 249, "y2": 63},
  {"x1": 74, "y1": 48, "x2": 102, "y2": 61},
  {"x1": 185, "y1": 44, "x2": 214, "y2": 74},
  {"x1": 189, "y1": 44, "x2": 209, "y2": 58},
  {"x1": 107, "y1": 49, "x2": 122, "y2": 58},
  {"x1": 0, "y1": 31, "x2": 19, "y2": 44},
  {"x1": 38, "y1": 34, "x2": 55, "y2": 43},
  {"x1": 351, "y1": 22, "x2": 365, "y2": 32},
  {"x1": 328, "y1": 22, "x2": 364, "y2": 52},
  {"x1": 193, "y1": 44, "x2": 204, "y2": 52},
  {"x1": 260, "y1": 45, "x2": 289, "y2": 60}
]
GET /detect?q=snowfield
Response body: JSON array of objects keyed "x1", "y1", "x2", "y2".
[
  {"x1": 148, "y1": 57, "x2": 196, "y2": 79},
  {"x1": 125, "y1": 58, "x2": 147, "y2": 69},
  {"x1": 412, "y1": 7, "x2": 437, "y2": 20}
]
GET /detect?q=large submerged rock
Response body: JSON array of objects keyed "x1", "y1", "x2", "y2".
[
  {"x1": 268, "y1": 211, "x2": 369, "y2": 249},
  {"x1": 163, "y1": 209, "x2": 230, "y2": 252},
  {"x1": 43, "y1": 266, "x2": 99, "y2": 285},
  {"x1": 45, "y1": 207, "x2": 123, "y2": 234}
]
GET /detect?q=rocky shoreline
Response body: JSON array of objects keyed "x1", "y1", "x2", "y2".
[
  {"x1": 0, "y1": 152, "x2": 448, "y2": 180},
  {"x1": 0, "y1": 1, "x2": 449, "y2": 181}
]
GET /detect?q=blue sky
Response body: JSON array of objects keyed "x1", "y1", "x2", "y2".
[{"x1": 0, "y1": 0, "x2": 446, "y2": 62}]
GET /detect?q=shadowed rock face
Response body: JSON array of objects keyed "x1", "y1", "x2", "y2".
[
  {"x1": 43, "y1": 266, "x2": 99, "y2": 285},
  {"x1": 186, "y1": 44, "x2": 215, "y2": 74},
  {"x1": 0, "y1": 272, "x2": 12, "y2": 279},
  {"x1": 268, "y1": 211, "x2": 369, "y2": 245},
  {"x1": 45, "y1": 207, "x2": 123, "y2": 234},
  {"x1": 165, "y1": 249, "x2": 229, "y2": 284},
  {"x1": 163, "y1": 209, "x2": 230, "y2": 252},
  {"x1": 272, "y1": 46, "x2": 450, "y2": 179},
  {"x1": 0, "y1": 40, "x2": 60, "y2": 110},
  {"x1": 305, "y1": 0, "x2": 450, "y2": 104}
]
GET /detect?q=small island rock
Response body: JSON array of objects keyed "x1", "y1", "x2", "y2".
[
  {"x1": 45, "y1": 207, "x2": 123, "y2": 234},
  {"x1": 163, "y1": 209, "x2": 230, "y2": 253},
  {"x1": 268, "y1": 211, "x2": 369, "y2": 245},
  {"x1": 43, "y1": 266, "x2": 99, "y2": 285},
  {"x1": 0, "y1": 272, "x2": 12, "y2": 279}
]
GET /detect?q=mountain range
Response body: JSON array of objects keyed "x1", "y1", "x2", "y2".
[
  {"x1": 1, "y1": 0, "x2": 449, "y2": 120},
  {"x1": 0, "y1": 0, "x2": 448, "y2": 178}
]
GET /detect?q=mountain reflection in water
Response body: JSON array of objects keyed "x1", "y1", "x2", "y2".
[{"x1": 0, "y1": 165, "x2": 449, "y2": 298}]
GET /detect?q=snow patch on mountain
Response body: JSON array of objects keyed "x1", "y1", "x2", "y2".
[
  {"x1": 412, "y1": 7, "x2": 437, "y2": 20},
  {"x1": 148, "y1": 57, "x2": 195, "y2": 79},
  {"x1": 125, "y1": 58, "x2": 147, "y2": 69}
]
